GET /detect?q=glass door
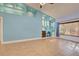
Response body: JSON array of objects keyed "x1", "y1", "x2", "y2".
[{"x1": 41, "y1": 14, "x2": 56, "y2": 37}]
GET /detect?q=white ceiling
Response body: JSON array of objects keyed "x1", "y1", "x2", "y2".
[{"x1": 27, "y1": 3, "x2": 79, "y2": 22}]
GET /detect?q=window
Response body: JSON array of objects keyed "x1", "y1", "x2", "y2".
[
  {"x1": 59, "y1": 20, "x2": 79, "y2": 37},
  {"x1": 41, "y1": 14, "x2": 56, "y2": 37}
]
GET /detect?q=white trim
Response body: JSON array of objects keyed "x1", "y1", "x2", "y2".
[
  {"x1": 2, "y1": 37, "x2": 42, "y2": 44},
  {"x1": 0, "y1": 16, "x2": 3, "y2": 44}
]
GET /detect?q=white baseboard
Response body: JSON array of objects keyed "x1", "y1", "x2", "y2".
[
  {"x1": 1, "y1": 37, "x2": 53, "y2": 44},
  {"x1": 2, "y1": 37, "x2": 42, "y2": 44}
]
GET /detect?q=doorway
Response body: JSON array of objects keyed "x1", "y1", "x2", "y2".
[
  {"x1": 0, "y1": 16, "x2": 3, "y2": 44},
  {"x1": 41, "y1": 15, "x2": 56, "y2": 38}
]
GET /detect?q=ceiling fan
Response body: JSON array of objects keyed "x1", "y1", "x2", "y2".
[{"x1": 40, "y1": 3, "x2": 54, "y2": 8}]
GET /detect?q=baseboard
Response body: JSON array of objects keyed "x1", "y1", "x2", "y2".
[
  {"x1": 1, "y1": 37, "x2": 54, "y2": 44},
  {"x1": 2, "y1": 37, "x2": 42, "y2": 44}
]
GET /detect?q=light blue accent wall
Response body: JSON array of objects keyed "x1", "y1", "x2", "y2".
[{"x1": 0, "y1": 12, "x2": 42, "y2": 42}]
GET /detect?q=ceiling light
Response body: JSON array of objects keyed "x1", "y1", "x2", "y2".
[{"x1": 40, "y1": 3, "x2": 46, "y2": 6}]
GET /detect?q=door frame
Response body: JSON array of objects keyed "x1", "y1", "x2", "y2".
[{"x1": 0, "y1": 16, "x2": 3, "y2": 43}]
